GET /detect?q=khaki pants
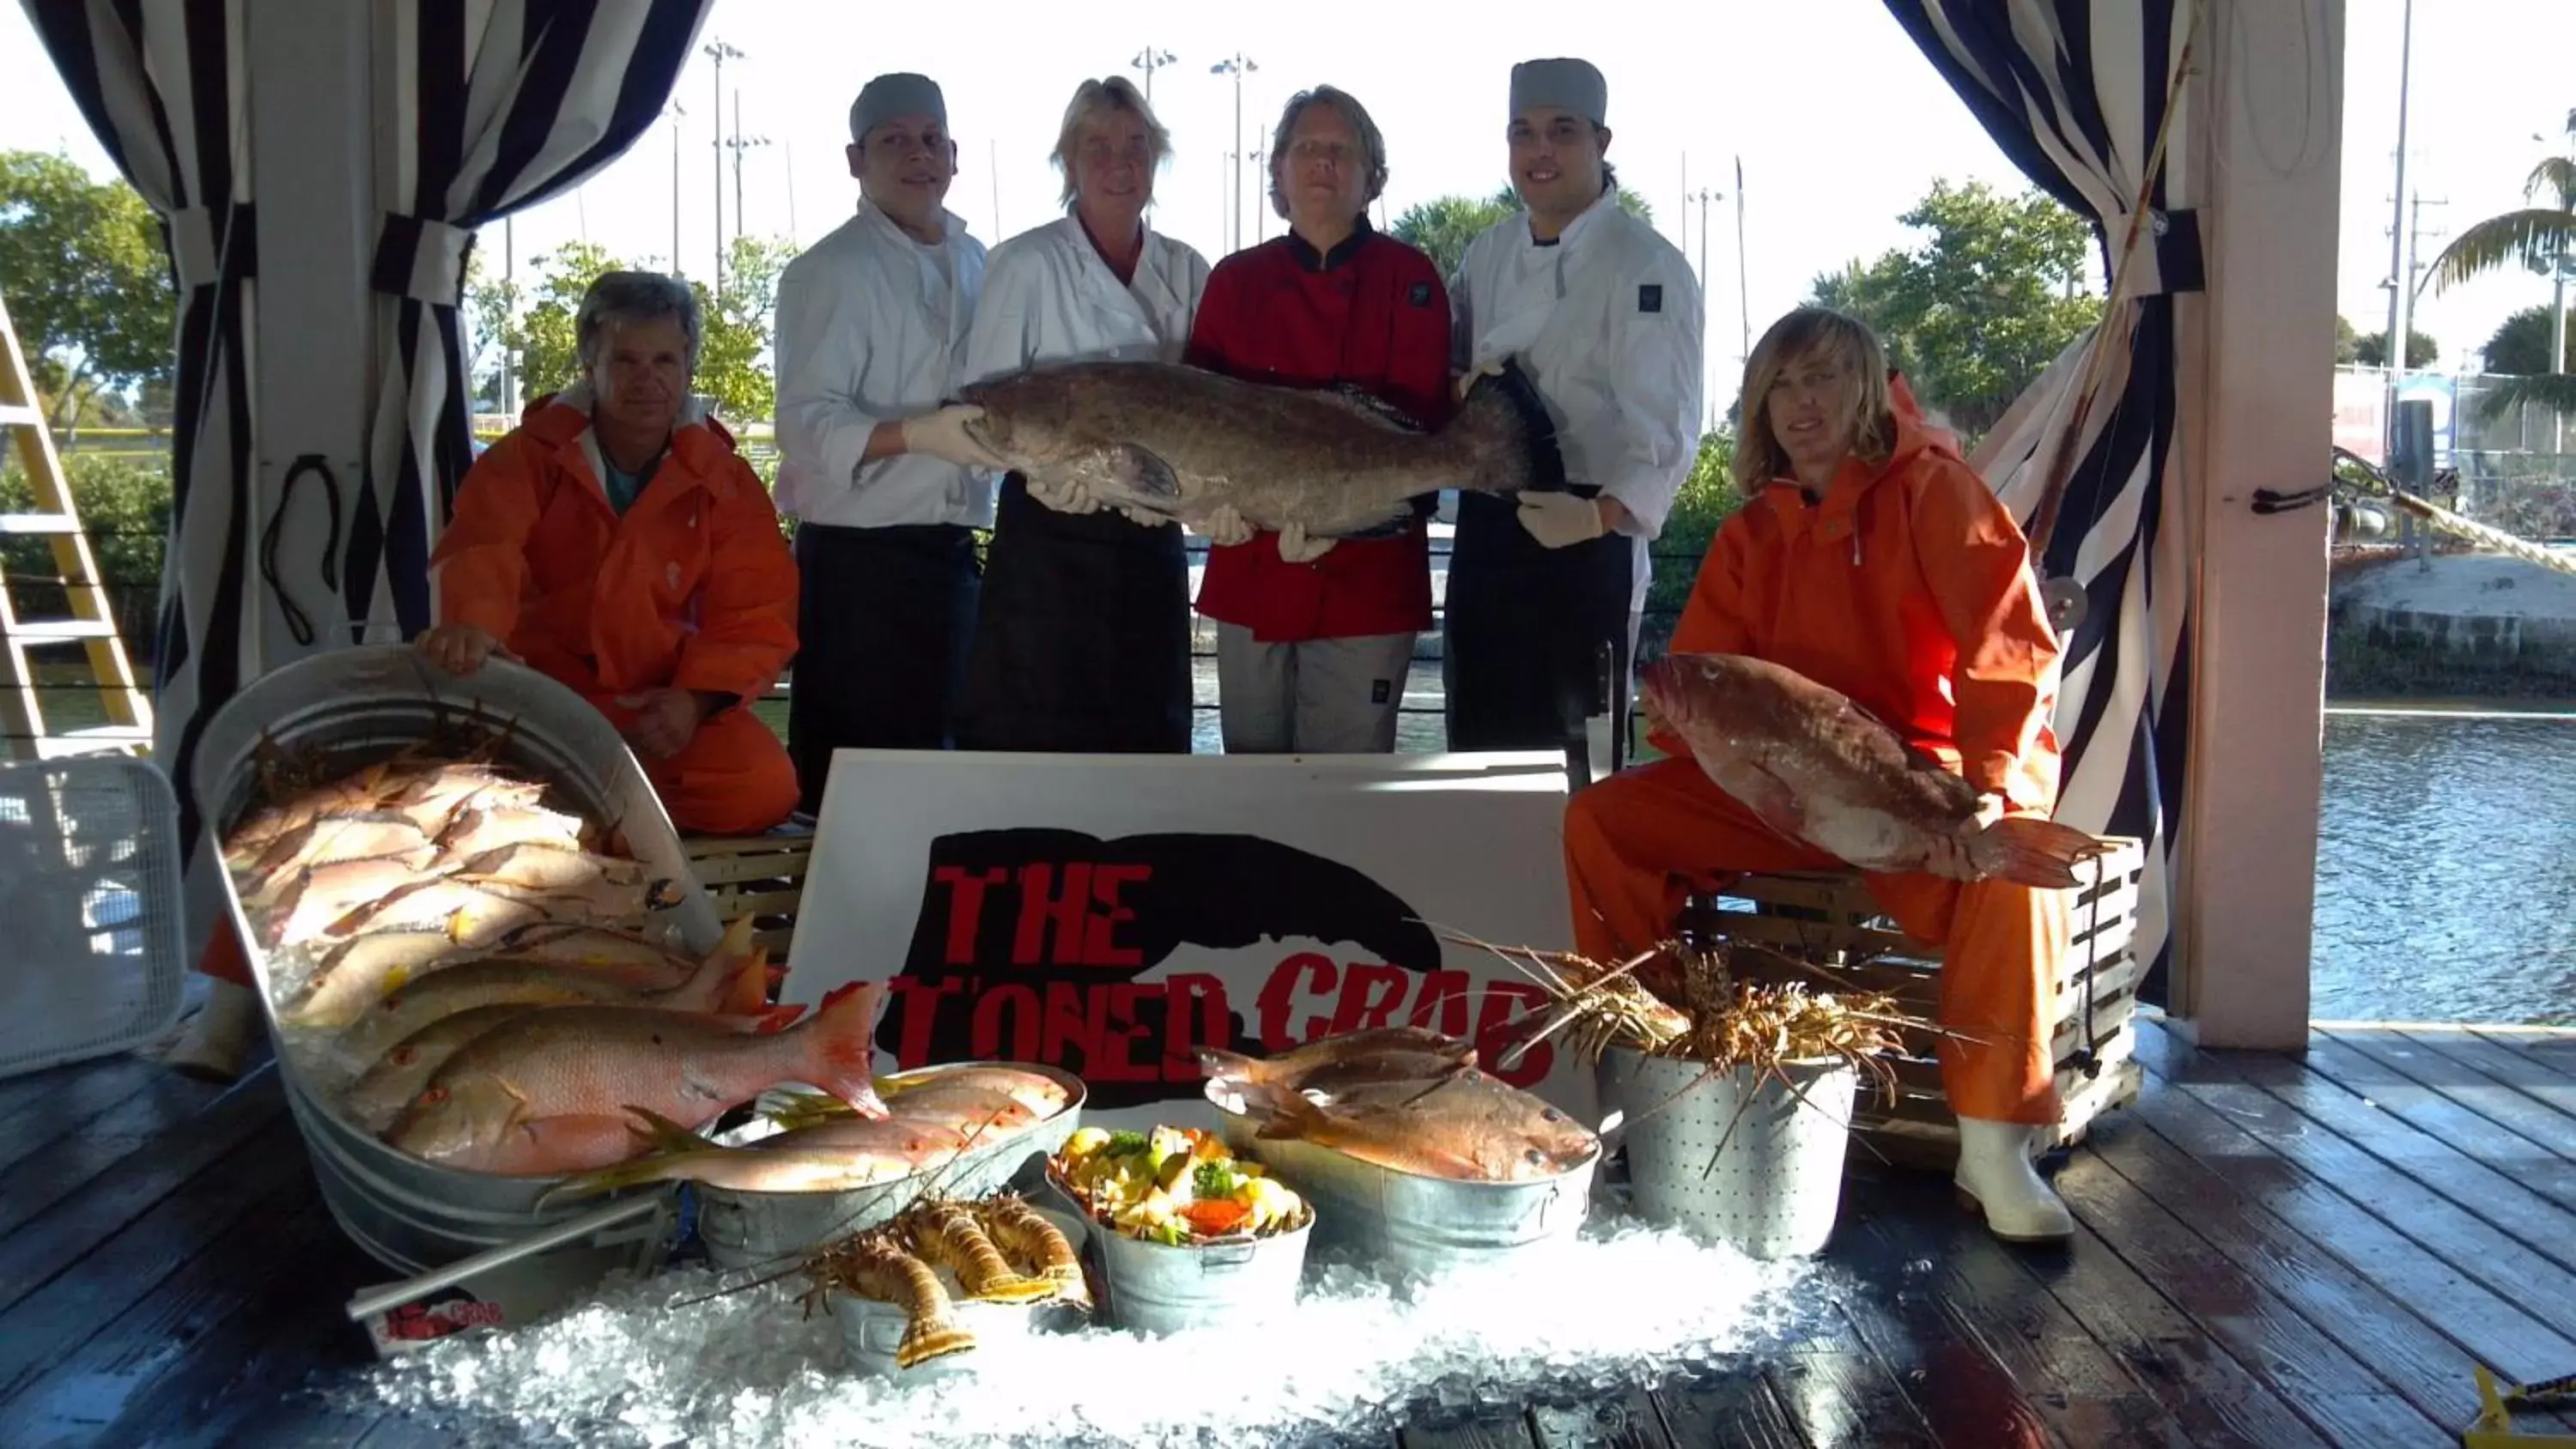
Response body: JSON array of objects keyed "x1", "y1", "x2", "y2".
[{"x1": 1215, "y1": 624, "x2": 1418, "y2": 754}]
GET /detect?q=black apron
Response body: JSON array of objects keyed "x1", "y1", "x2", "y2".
[
  {"x1": 1440, "y1": 487, "x2": 1637, "y2": 765},
  {"x1": 952, "y1": 475, "x2": 1193, "y2": 754},
  {"x1": 786, "y1": 522, "x2": 981, "y2": 815}
]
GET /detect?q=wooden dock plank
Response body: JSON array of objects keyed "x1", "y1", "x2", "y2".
[
  {"x1": 0, "y1": 1068, "x2": 226, "y2": 1239},
  {"x1": 1647, "y1": 1365, "x2": 1813, "y2": 1449},
  {"x1": 1766, "y1": 1350, "x2": 1940, "y2": 1449},
  {"x1": 2295, "y1": 1034, "x2": 2576, "y2": 1214},
  {"x1": 0, "y1": 1054, "x2": 164, "y2": 1179},
  {"x1": 1529, "y1": 1386, "x2": 1674, "y2": 1448},
  {"x1": 2404, "y1": 1028, "x2": 2576, "y2": 1125},
  {"x1": 1400, "y1": 1410, "x2": 1544, "y2": 1449}
]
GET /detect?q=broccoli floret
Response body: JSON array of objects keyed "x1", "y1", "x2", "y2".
[
  {"x1": 1103, "y1": 1130, "x2": 1150, "y2": 1156},
  {"x1": 1192, "y1": 1159, "x2": 1237, "y2": 1200}
]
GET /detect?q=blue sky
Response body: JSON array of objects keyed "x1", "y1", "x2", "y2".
[{"x1": 3, "y1": 0, "x2": 2571, "y2": 410}]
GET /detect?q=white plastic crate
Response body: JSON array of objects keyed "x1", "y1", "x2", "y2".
[{"x1": 0, "y1": 756, "x2": 187, "y2": 1078}]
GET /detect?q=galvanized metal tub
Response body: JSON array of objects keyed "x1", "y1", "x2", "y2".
[
  {"x1": 191, "y1": 646, "x2": 717, "y2": 1279},
  {"x1": 1597, "y1": 1046, "x2": 1856, "y2": 1259},
  {"x1": 695, "y1": 1063, "x2": 1088, "y2": 1272},
  {"x1": 1086, "y1": 1211, "x2": 1312, "y2": 1337},
  {"x1": 830, "y1": 1288, "x2": 1091, "y2": 1381},
  {"x1": 1203, "y1": 1095, "x2": 1597, "y2": 1283}
]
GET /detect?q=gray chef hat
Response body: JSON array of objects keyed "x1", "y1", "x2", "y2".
[
  {"x1": 848, "y1": 72, "x2": 947, "y2": 144},
  {"x1": 1508, "y1": 58, "x2": 1607, "y2": 125}
]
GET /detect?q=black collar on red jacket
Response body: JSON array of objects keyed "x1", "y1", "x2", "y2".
[{"x1": 1282, "y1": 217, "x2": 1376, "y2": 273}]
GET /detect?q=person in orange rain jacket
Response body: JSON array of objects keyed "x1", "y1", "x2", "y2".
[
  {"x1": 167, "y1": 272, "x2": 802, "y2": 1082},
  {"x1": 1562, "y1": 304, "x2": 2077, "y2": 1246}
]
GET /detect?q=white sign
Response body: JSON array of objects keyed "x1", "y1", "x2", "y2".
[{"x1": 785, "y1": 750, "x2": 1588, "y2": 1132}]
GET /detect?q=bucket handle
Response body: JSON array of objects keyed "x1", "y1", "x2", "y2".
[
  {"x1": 1196, "y1": 1241, "x2": 1259, "y2": 1270},
  {"x1": 342, "y1": 1193, "x2": 671, "y2": 1323}
]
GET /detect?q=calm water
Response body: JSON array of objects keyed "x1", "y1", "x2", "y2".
[
  {"x1": 1187, "y1": 664, "x2": 2576, "y2": 1025},
  {"x1": 2313, "y1": 712, "x2": 2576, "y2": 1025}
]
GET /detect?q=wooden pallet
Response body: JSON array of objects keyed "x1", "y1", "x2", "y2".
[
  {"x1": 680, "y1": 831, "x2": 813, "y2": 960},
  {"x1": 1686, "y1": 836, "x2": 2148, "y2": 1168}
]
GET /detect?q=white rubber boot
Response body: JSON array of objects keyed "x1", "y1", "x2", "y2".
[
  {"x1": 1953, "y1": 1116, "x2": 2074, "y2": 1243},
  {"x1": 163, "y1": 977, "x2": 260, "y2": 1084}
]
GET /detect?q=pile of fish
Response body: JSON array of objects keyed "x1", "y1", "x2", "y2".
[
  {"x1": 803, "y1": 1195, "x2": 1092, "y2": 1370},
  {"x1": 218, "y1": 745, "x2": 891, "y2": 1179},
  {"x1": 1200, "y1": 1027, "x2": 1600, "y2": 1184},
  {"x1": 547, "y1": 1064, "x2": 1076, "y2": 1199}
]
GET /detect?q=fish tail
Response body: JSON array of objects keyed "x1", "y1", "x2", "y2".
[
  {"x1": 536, "y1": 1152, "x2": 689, "y2": 1205},
  {"x1": 620, "y1": 1104, "x2": 708, "y2": 1154},
  {"x1": 1967, "y1": 816, "x2": 2111, "y2": 890},
  {"x1": 800, "y1": 981, "x2": 892, "y2": 1119},
  {"x1": 752, "y1": 1003, "x2": 806, "y2": 1034},
  {"x1": 1449, "y1": 356, "x2": 1566, "y2": 495}
]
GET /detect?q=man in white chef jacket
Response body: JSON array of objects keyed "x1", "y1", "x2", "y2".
[
  {"x1": 772, "y1": 72, "x2": 1005, "y2": 815},
  {"x1": 1443, "y1": 58, "x2": 1704, "y2": 773}
]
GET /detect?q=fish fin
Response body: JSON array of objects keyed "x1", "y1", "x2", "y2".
[
  {"x1": 536, "y1": 1152, "x2": 687, "y2": 1206},
  {"x1": 1316, "y1": 383, "x2": 1427, "y2": 433},
  {"x1": 1101, "y1": 443, "x2": 1181, "y2": 500},
  {"x1": 1450, "y1": 356, "x2": 1567, "y2": 494},
  {"x1": 754, "y1": 1003, "x2": 806, "y2": 1034},
  {"x1": 805, "y1": 982, "x2": 892, "y2": 1118},
  {"x1": 1967, "y1": 816, "x2": 2111, "y2": 890},
  {"x1": 1337, "y1": 510, "x2": 1417, "y2": 541},
  {"x1": 1702, "y1": 758, "x2": 1808, "y2": 843},
  {"x1": 720, "y1": 947, "x2": 773, "y2": 1016},
  {"x1": 621, "y1": 1104, "x2": 708, "y2": 1154}
]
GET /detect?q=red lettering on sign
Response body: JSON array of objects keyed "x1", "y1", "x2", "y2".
[
  {"x1": 1163, "y1": 972, "x2": 1230, "y2": 1079},
  {"x1": 1405, "y1": 970, "x2": 1473, "y2": 1037},
  {"x1": 1011, "y1": 864, "x2": 1095, "y2": 966},
  {"x1": 1257, "y1": 954, "x2": 1337, "y2": 1050},
  {"x1": 1329, "y1": 961, "x2": 1412, "y2": 1034},
  {"x1": 1087, "y1": 981, "x2": 1156, "y2": 1082},
  {"x1": 971, "y1": 983, "x2": 1041, "y2": 1059},
  {"x1": 1084, "y1": 864, "x2": 1150, "y2": 967},
  {"x1": 932, "y1": 866, "x2": 1011, "y2": 965},
  {"x1": 1038, "y1": 980, "x2": 1094, "y2": 1068},
  {"x1": 1473, "y1": 979, "x2": 1552, "y2": 1086},
  {"x1": 886, "y1": 975, "x2": 966, "y2": 1068}
]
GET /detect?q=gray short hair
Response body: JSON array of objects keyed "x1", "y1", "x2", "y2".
[
  {"x1": 1267, "y1": 86, "x2": 1389, "y2": 221},
  {"x1": 574, "y1": 270, "x2": 701, "y2": 372},
  {"x1": 1052, "y1": 76, "x2": 1171, "y2": 209}
]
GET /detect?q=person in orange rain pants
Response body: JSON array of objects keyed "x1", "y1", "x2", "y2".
[
  {"x1": 1563, "y1": 304, "x2": 2076, "y2": 1245},
  {"x1": 169, "y1": 271, "x2": 799, "y2": 1082}
]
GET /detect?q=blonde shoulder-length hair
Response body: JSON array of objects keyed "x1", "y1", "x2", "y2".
[
  {"x1": 1732, "y1": 306, "x2": 1899, "y2": 489},
  {"x1": 1051, "y1": 76, "x2": 1172, "y2": 209}
]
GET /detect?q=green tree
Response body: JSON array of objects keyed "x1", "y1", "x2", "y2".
[
  {"x1": 0, "y1": 150, "x2": 173, "y2": 433},
  {"x1": 2352, "y1": 329, "x2": 2439, "y2": 368},
  {"x1": 2423, "y1": 107, "x2": 2576, "y2": 418},
  {"x1": 465, "y1": 235, "x2": 787, "y2": 423},
  {"x1": 1389, "y1": 183, "x2": 1654, "y2": 281},
  {"x1": 1637, "y1": 428, "x2": 1740, "y2": 664},
  {"x1": 2482, "y1": 304, "x2": 2574, "y2": 375},
  {"x1": 1805, "y1": 178, "x2": 2101, "y2": 440},
  {"x1": 2335, "y1": 313, "x2": 2360, "y2": 366}
]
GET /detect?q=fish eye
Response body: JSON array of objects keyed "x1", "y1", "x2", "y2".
[
  {"x1": 1524, "y1": 1147, "x2": 1547, "y2": 1165},
  {"x1": 1540, "y1": 1108, "x2": 1564, "y2": 1123}
]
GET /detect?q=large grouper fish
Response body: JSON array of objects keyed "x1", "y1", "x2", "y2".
[
  {"x1": 954, "y1": 357, "x2": 1566, "y2": 539},
  {"x1": 1640, "y1": 652, "x2": 2109, "y2": 888}
]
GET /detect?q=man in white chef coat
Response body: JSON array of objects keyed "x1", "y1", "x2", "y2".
[
  {"x1": 1443, "y1": 58, "x2": 1704, "y2": 773},
  {"x1": 772, "y1": 72, "x2": 1005, "y2": 814}
]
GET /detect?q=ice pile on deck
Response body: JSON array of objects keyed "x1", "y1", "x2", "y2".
[{"x1": 355, "y1": 1216, "x2": 1820, "y2": 1449}]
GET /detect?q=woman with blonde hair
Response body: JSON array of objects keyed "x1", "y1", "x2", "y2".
[
  {"x1": 952, "y1": 76, "x2": 1212, "y2": 752},
  {"x1": 1563, "y1": 305, "x2": 2081, "y2": 1245}
]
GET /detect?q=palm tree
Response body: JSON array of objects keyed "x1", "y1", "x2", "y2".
[{"x1": 2424, "y1": 107, "x2": 2576, "y2": 419}]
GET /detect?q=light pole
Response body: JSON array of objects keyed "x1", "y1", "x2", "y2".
[
  {"x1": 666, "y1": 100, "x2": 685, "y2": 281},
  {"x1": 2381, "y1": 0, "x2": 2414, "y2": 464},
  {"x1": 2538, "y1": 112, "x2": 2576, "y2": 452},
  {"x1": 726, "y1": 87, "x2": 770, "y2": 258},
  {"x1": 1210, "y1": 53, "x2": 1257, "y2": 252},
  {"x1": 1131, "y1": 47, "x2": 1176, "y2": 100},
  {"x1": 1692, "y1": 186, "x2": 1720, "y2": 429},
  {"x1": 704, "y1": 38, "x2": 744, "y2": 292},
  {"x1": 1250, "y1": 149, "x2": 1267, "y2": 241},
  {"x1": 1734, "y1": 155, "x2": 1752, "y2": 366}
]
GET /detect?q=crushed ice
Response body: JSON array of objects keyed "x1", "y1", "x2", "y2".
[{"x1": 350, "y1": 1214, "x2": 1820, "y2": 1449}]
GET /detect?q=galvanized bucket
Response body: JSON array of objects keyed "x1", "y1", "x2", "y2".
[
  {"x1": 192, "y1": 646, "x2": 718, "y2": 1283},
  {"x1": 830, "y1": 1289, "x2": 1090, "y2": 1380},
  {"x1": 1085, "y1": 1211, "x2": 1312, "y2": 1337},
  {"x1": 695, "y1": 1063, "x2": 1088, "y2": 1273},
  {"x1": 1596, "y1": 1046, "x2": 1856, "y2": 1259},
  {"x1": 1206, "y1": 1102, "x2": 1595, "y2": 1283}
]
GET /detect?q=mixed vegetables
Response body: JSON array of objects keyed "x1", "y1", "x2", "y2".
[{"x1": 1051, "y1": 1125, "x2": 1309, "y2": 1246}]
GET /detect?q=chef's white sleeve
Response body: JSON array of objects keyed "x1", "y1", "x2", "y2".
[
  {"x1": 1592, "y1": 263, "x2": 1705, "y2": 542},
  {"x1": 774, "y1": 263, "x2": 894, "y2": 506}
]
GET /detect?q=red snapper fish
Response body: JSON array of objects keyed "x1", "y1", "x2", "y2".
[{"x1": 1638, "y1": 652, "x2": 2105, "y2": 888}]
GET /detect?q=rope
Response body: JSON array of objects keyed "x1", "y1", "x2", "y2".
[{"x1": 2330, "y1": 446, "x2": 2576, "y2": 580}]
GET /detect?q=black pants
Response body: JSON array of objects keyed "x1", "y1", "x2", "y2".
[
  {"x1": 786, "y1": 522, "x2": 981, "y2": 813},
  {"x1": 1441, "y1": 489, "x2": 1639, "y2": 762},
  {"x1": 954, "y1": 476, "x2": 1193, "y2": 753}
]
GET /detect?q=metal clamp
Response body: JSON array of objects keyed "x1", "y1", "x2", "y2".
[{"x1": 2465, "y1": 1364, "x2": 2576, "y2": 1448}]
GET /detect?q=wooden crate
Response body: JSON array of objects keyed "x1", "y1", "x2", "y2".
[
  {"x1": 1685, "y1": 836, "x2": 2148, "y2": 1168},
  {"x1": 680, "y1": 830, "x2": 815, "y2": 960}
]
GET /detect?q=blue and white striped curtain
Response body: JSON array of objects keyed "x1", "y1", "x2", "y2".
[
  {"x1": 356, "y1": 0, "x2": 714, "y2": 634},
  {"x1": 1881, "y1": 0, "x2": 2203, "y2": 1000},
  {"x1": 23, "y1": 0, "x2": 256, "y2": 889}
]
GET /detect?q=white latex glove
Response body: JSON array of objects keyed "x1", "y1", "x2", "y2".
[
  {"x1": 1452, "y1": 360, "x2": 1505, "y2": 403},
  {"x1": 1277, "y1": 521, "x2": 1338, "y2": 564},
  {"x1": 1516, "y1": 490, "x2": 1608, "y2": 549},
  {"x1": 1115, "y1": 503, "x2": 1168, "y2": 529},
  {"x1": 1195, "y1": 502, "x2": 1255, "y2": 548},
  {"x1": 1026, "y1": 476, "x2": 1106, "y2": 515},
  {"x1": 900, "y1": 405, "x2": 1008, "y2": 470}
]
